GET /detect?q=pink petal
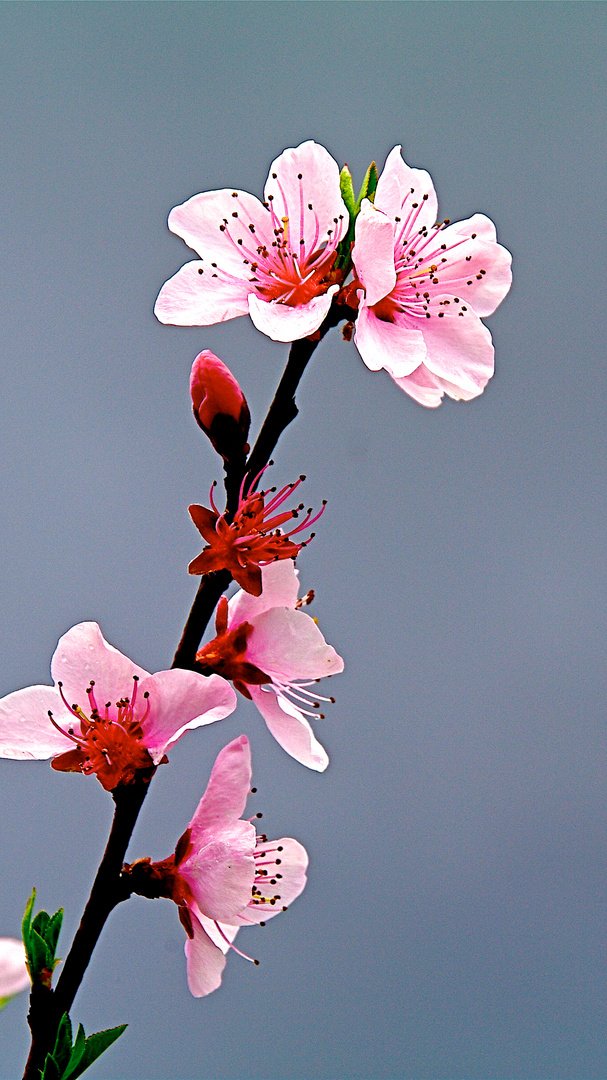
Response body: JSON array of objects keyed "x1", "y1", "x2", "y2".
[
  {"x1": 51, "y1": 622, "x2": 150, "y2": 715},
  {"x1": 0, "y1": 684, "x2": 76, "y2": 759},
  {"x1": 237, "y1": 837, "x2": 308, "y2": 925},
  {"x1": 154, "y1": 261, "x2": 251, "y2": 326},
  {"x1": 0, "y1": 938, "x2": 30, "y2": 998},
  {"x1": 249, "y1": 687, "x2": 329, "y2": 772},
  {"x1": 392, "y1": 363, "x2": 445, "y2": 408},
  {"x1": 188, "y1": 735, "x2": 253, "y2": 828},
  {"x1": 424, "y1": 213, "x2": 512, "y2": 318},
  {"x1": 352, "y1": 201, "x2": 397, "y2": 306},
  {"x1": 374, "y1": 145, "x2": 438, "y2": 235},
  {"x1": 354, "y1": 302, "x2": 427, "y2": 377},
  {"x1": 419, "y1": 294, "x2": 495, "y2": 397},
  {"x1": 248, "y1": 286, "x2": 337, "y2": 343},
  {"x1": 228, "y1": 561, "x2": 300, "y2": 628},
  {"x1": 195, "y1": 911, "x2": 239, "y2": 954},
  {"x1": 246, "y1": 608, "x2": 343, "y2": 683},
  {"x1": 140, "y1": 670, "x2": 237, "y2": 762},
  {"x1": 264, "y1": 141, "x2": 347, "y2": 255},
  {"x1": 184, "y1": 911, "x2": 228, "y2": 997},
  {"x1": 167, "y1": 188, "x2": 273, "y2": 271},
  {"x1": 180, "y1": 818, "x2": 255, "y2": 921}
]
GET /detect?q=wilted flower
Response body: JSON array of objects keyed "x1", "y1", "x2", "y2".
[
  {"x1": 189, "y1": 472, "x2": 325, "y2": 596},
  {"x1": 351, "y1": 146, "x2": 512, "y2": 406},
  {"x1": 0, "y1": 622, "x2": 236, "y2": 791},
  {"x1": 196, "y1": 561, "x2": 343, "y2": 771},
  {"x1": 155, "y1": 141, "x2": 348, "y2": 342},
  {"x1": 123, "y1": 735, "x2": 308, "y2": 997},
  {"x1": 0, "y1": 938, "x2": 29, "y2": 1005}
]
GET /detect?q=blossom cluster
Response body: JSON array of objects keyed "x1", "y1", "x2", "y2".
[
  {"x1": 156, "y1": 140, "x2": 511, "y2": 407},
  {"x1": 3, "y1": 136, "x2": 511, "y2": 1052}
]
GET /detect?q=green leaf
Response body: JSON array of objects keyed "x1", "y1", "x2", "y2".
[
  {"x1": 22, "y1": 891, "x2": 63, "y2": 981},
  {"x1": 51, "y1": 1013, "x2": 74, "y2": 1075},
  {"x1": 22, "y1": 889, "x2": 36, "y2": 950},
  {"x1": 28, "y1": 927, "x2": 52, "y2": 979},
  {"x1": 0, "y1": 995, "x2": 12, "y2": 1011},
  {"x1": 46, "y1": 910, "x2": 64, "y2": 957},
  {"x1": 355, "y1": 161, "x2": 378, "y2": 210},
  {"x1": 63, "y1": 1024, "x2": 127, "y2": 1080},
  {"x1": 339, "y1": 164, "x2": 356, "y2": 217},
  {"x1": 32, "y1": 910, "x2": 50, "y2": 938},
  {"x1": 40, "y1": 1054, "x2": 61, "y2": 1080},
  {"x1": 63, "y1": 1024, "x2": 86, "y2": 1078}
]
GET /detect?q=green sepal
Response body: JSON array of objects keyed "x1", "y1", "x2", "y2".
[
  {"x1": 339, "y1": 164, "x2": 356, "y2": 217},
  {"x1": 355, "y1": 160, "x2": 378, "y2": 210}
]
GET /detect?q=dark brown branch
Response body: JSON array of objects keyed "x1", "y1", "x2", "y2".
[{"x1": 23, "y1": 775, "x2": 153, "y2": 1079}]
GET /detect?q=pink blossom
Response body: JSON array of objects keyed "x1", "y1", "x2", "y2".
[
  {"x1": 125, "y1": 735, "x2": 308, "y2": 997},
  {"x1": 0, "y1": 622, "x2": 237, "y2": 791},
  {"x1": 0, "y1": 938, "x2": 29, "y2": 1002},
  {"x1": 188, "y1": 472, "x2": 325, "y2": 596},
  {"x1": 154, "y1": 141, "x2": 348, "y2": 343},
  {"x1": 351, "y1": 146, "x2": 512, "y2": 407},
  {"x1": 196, "y1": 561, "x2": 343, "y2": 771}
]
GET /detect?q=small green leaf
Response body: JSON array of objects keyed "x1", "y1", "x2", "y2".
[
  {"x1": 40, "y1": 1054, "x2": 61, "y2": 1080},
  {"x1": 46, "y1": 910, "x2": 64, "y2": 957},
  {"x1": 32, "y1": 910, "x2": 50, "y2": 938},
  {"x1": 63, "y1": 1024, "x2": 86, "y2": 1078},
  {"x1": 355, "y1": 161, "x2": 378, "y2": 210},
  {"x1": 339, "y1": 164, "x2": 356, "y2": 217},
  {"x1": 0, "y1": 995, "x2": 12, "y2": 1011},
  {"x1": 22, "y1": 890, "x2": 36, "y2": 950},
  {"x1": 28, "y1": 928, "x2": 52, "y2": 979},
  {"x1": 51, "y1": 1013, "x2": 74, "y2": 1075},
  {"x1": 63, "y1": 1024, "x2": 127, "y2": 1080}
]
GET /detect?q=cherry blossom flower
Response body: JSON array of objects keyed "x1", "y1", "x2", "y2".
[
  {"x1": 123, "y1": 735, "x2": 308, "y2": 997},
  {"x1": 0, "y1": 938, "x2": 30, "y2": 1004},
  {"x1": 0, "y1": 622, "x2": 236, "y2": 791},
  {"x1": 196, "y1": 561, "x2": 343, "y2": 771},
  {"x1": 351, "y1": 146, "x2": 512, "y2": 407},
  {"x1": 189, "y1": 471, "x2": 325, "y2": 596},
  {"x1": 154, "y1": 141, "x2": 348, "y2": 343}
]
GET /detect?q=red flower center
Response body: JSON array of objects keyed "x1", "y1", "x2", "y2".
[{"x1": 49, "y1": 677, "x2": 155, "y2": 791}]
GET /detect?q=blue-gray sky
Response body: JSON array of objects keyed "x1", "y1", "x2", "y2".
[{"x1": 1, "y1": 3, "x2": 606, "y2": 1078}]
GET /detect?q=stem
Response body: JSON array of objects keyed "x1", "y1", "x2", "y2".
[
  {"x1": 23, "y1": 775, "x2": 152, "y2": 1078},
  {"x1": 171, "y1": 301, "x2": 356, "y2": 670}
]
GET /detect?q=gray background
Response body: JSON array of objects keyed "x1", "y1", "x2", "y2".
[{"x1": 0, "y1": 2, "x2": 606, "y2": 1078}]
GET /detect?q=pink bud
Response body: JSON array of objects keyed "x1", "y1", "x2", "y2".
[{"x1": 190, "y1": 351, "x2": 250, "y2": 460}]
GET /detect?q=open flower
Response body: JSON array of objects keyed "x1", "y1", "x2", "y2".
[
  {"x1": 154, "y1": 141, "x2": 348, "y2": 343},
  {"x1": 0, "y1": 622, "x2": 236, "y2": 791},
  {"x1": 0, "y1": 938, "x2": 30, "y2": 1006},
  {"x1": 196, "y1": 561, "x2": 343, "y2": 771},
  {"x1": 351, "y1": 146, "x2": 512, "y2": 407},
  {"x1": 123, "y1": 735, "x2": 308, "y2": 997},
  {"x1": 189, "y1": 472, "x2": 325, "y2": 596}
]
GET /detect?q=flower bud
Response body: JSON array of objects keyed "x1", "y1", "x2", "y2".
[{"x1": 190, "y1": 351, "x2": 250, "y2": 461}]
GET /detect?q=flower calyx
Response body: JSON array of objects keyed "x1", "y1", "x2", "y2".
[{"x1": 195, "y1": 597, "x2": 270, "y2": 699}]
